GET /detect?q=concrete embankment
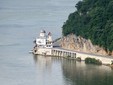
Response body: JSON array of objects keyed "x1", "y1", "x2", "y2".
[
  {"x1": 54, "y1": 47, "x2": 113, "y2": 65},
  {"x1": 33, "y1": 36, "x2": 113, "y2": 65},
  {"x1": 75, "y1": 51, "x2": 113, "y2": 65},
  {"x1": 55, "y1": 34, "x2": 113, "y2": 64}
]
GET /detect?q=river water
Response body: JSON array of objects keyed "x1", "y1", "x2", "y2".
[{"x1": 0, "y1": 0, "x2": 113, "y2": 85}]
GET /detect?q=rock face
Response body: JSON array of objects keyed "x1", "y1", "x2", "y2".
[{"x1": 60, "y1": 34, "x2": 113, "y2": 56}]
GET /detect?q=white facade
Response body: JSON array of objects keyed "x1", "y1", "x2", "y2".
[
  {"x1": 40, "y1": 30, "x2": 46, "y2": 37},
  {"x1": 36, "y1": 38, "x2": 46, "y2": 47},
  {"x1": 35, "y1": 30, "x2": 53, "y2": 48},
  {"x1": 35, "y1": 48, "x2": 52, "y2": 56}
]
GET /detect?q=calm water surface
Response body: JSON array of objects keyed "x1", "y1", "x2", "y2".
[{"x1": 0, "y1": 0, "x2": 113, "y2": 85}]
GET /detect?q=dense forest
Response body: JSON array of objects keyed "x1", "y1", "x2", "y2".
[{"x1": 62, "y1": 0, "x2": 113, "y2": 53}]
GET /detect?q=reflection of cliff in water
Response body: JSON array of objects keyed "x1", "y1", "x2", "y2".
[{"x1": 62, "y1": 59, "x2": 113, "y2": 85}]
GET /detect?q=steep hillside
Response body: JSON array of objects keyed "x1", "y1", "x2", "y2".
[
  {"x1": 62, "y1": 0, "x2": 113, "y2": 55},
  {"x1": 60, "y1": 34, "x2": 113, "y2": 56}
]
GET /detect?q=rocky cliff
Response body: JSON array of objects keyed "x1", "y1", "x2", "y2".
[
  {"x1": 62, "y1": 0, "x2": 113, "y2": 53},
  {"x1": 60, "y1": 34, "x2": 113, "y2": 56}
]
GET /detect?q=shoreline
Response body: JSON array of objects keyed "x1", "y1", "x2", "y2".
[{"x1": 32, "y1": 53, "x2": 113, "y2": 69}]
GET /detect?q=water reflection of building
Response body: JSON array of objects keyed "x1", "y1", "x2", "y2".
[
  {"x1": 62, "y1": 60, "x2": 113, "y2": 85},
  {"x1": 33, "y1": 55, "x2": 52, "y2": 71}
]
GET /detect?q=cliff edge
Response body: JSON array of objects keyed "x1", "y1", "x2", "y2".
[
  {"x1": 62, "y1": 0, "x2": 113, "y2": 54},
  {"x1": 60, "y1": 34, "x2": 113, "y2": 56}
]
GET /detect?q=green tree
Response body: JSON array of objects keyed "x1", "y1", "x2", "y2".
[{"x1": 62, "y1": 0, "x2": 113, "y2": 53}]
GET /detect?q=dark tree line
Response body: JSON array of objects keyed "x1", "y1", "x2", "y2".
[{"x1": 62, "y1": 0, "x2": 113, "y2": 53}]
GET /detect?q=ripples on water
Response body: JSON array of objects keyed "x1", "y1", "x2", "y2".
[{"x1": 0, "y1": 0, "x2": 113, "y2": 85}]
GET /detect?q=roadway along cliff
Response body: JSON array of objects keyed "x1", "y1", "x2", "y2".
[{"x1": 60, "y1": 34, "x2": 113, "y2": 57}]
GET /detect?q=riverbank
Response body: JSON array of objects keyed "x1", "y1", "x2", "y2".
[{"x1": 54, "y1": 38, "x2": 113, "y2": 65}]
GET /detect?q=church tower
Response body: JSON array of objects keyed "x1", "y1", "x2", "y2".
[
  {"x1": 47, "y1": 32, "x2": 52, "y2": 42},
  {"x1": 36, "y1": 30, "x2": 46, "y2": 47},
  {"x1": 40, "y1": 30, "x2": 46, "y2": 37},
  {"x1": 46, "y1": 32, "x2": 53, "y2": 48}
]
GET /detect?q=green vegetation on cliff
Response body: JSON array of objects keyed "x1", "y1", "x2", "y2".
[{"x1": 62, "y1": 0, "x2": 113, "y2": 53}]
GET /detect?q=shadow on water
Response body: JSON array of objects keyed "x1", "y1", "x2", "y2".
[
  {"x1": 62, "y1": 59, "x2": 113, "y2": 85},
  {"x1": 32, "y1": 55, "x2": 113, "y2": 85}
]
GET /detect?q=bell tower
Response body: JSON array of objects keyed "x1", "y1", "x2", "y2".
[
  {"x1": 46, "y1": 32, "x2": 53, "y2": 48},
  {"x1": 36, "y1": 30, "x2": 46, "y2": 47},
  {"x1": 40, "y1": 30, "x2": 46, "y2": 37},
  {"x1": 47, "y1": 32, "x2": 52, "y2": 42}
]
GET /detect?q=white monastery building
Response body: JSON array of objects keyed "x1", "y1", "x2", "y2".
[
  {"x1": 32, "y1": 30, "x2": 113, "y2": 65},
  {"x1": 36, "y1": 30, "x2": 53, "y2": 48},
  {"x1": 33, "y1": 30, "x2": 53, "y2": 55}
]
